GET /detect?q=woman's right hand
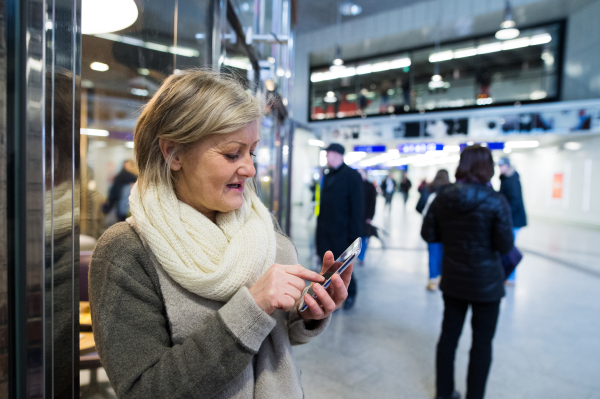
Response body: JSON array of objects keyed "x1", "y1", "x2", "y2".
[{"x1": 249, "y1": 264, "x2": 324, "y2": 315}]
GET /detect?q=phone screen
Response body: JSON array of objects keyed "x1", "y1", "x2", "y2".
[{"x1": 298, "y1": 238, "x2": 361, "y2": 312}]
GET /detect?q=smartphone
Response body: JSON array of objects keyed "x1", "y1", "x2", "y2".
[{"x1": 298, "y1": 238, "x2": 362, "y2": 313}]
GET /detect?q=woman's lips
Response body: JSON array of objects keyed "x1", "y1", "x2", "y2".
[{"x1": 226, "y1": 183, "x2": 244, "y2": 192}]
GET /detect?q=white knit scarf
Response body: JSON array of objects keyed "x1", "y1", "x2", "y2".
[{"x1": 129, "y1": 181, "x2": 277, "y2": 302}]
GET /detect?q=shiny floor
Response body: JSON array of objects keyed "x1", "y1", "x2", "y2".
[{"x1": 291, "y1": 194, "x2": 600, "y2": 399}]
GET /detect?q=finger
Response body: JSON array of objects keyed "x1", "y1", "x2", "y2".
[
  {"x1": 304, "y1": 294, "x2": 325, "y2": 318},
  {"x1": 276, "y1": 294, "x2": 297, "y2": 311},
  {"x1": 285, "y1": 264, "x2": 324, "y2": 282},
  {"x1": 320, "y1": 251, "x2": 335, "y2": 274},
  {"x1": 313, "y1": 283, "x2": 336, "y2": 314},
  {"x1": 283, "y1": 284, "x2": 304, "y2": 302},
  {"x1": 340, "y1": 263, "x2": 353, "y2": 287},
  {"x1": 287, "y1": 275, "x2": 307, "y2": 292},
  {"x1": 330, "y1": 274, "x2": 348, "y2": 305}
]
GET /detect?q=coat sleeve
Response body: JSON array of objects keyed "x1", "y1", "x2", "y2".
[
  {"x1": 89, "y1": 246, "x2": 276, "y2": 399},
  {"x1": 421, "y1": 196, "x2": 441, "y2": 243},
  {"x1": 286, "y1": 308, "x2": 331, "y2": 345},
  {"x1": 348, "y1": 171, "x2": 365, "y2": 242},
  {"x1": 492, "y1": 195, "x2": 514, "y2": 254}
]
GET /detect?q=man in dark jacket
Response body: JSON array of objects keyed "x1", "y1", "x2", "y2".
[
  {"x1": 498, "y1": 157, "x2": 527, "y2": 285},
  {"x1": 316, "y1": 143, "x2": 365, "y2": 310}
]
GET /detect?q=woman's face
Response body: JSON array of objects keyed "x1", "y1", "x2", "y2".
[{"x1": 171, "y1": 122, "x2": 259, "y2": 221}]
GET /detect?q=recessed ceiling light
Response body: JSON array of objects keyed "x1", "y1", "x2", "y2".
[
  {"x1": 90, "y1": 62, "x2": 109, "y2": 71},
  {"x1": 564, "y1": 142, "x2": 582, "y2": 151},
  {"x1": 82, "y1": 0, "x2": 138, "y2": 34}
]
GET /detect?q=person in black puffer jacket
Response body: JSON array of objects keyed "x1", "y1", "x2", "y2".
[{"x1": 421, "y1": 145, "x2": 513, "y2": 399}]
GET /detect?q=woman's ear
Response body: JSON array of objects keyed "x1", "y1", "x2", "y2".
[{"x1": 159, "y1": 138, "x2": 183, "y2": 171}]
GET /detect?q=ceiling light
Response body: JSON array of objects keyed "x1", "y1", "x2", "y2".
[
  {"x1": 81, "y1": 128, "x2": 109, "y2": 136},
  {"x1": 429, "y1": 51, "x2": 454, "y2": 63},
  {"x1": 130, "y1": 88, "x2": 149, "y2": 96},
  {"x1": 453, "y1": 48, "x2": 477, "y2": 58},
  {"x1": 340, "y1": 2, "x2": 362, "y2": 16},
  {"x1": 564, "y1": 142, "x2": 582, "y2": 151},
  {"x1": 477, "y1": 43, "x2": 502, "y2": 54},
  {"x1": 276, "y1": 68, "x2": 285, "y2": 76},
  {"x1": 495, "y1": 0, "x2": 519, "y2": 40},
  {"x1": 332, "y1": 46, "x2": 344, "y2": 67},
  {"x1": 309, "y1": 139, "x2": 325, "y2": 147},
  {"x1": 529, "y1": 90, "x2": 547, "y2": 100},
  {"x1": 530, "y1": 33, "x2": 551, "y2": 45},
  {"x1": 501, "y1": 37, "x2": 530, "y2": 50},
  {"x1": 82, "y1": 0, "x2": 138, "y2": 34},
  {"x1": 285, "y1": 70, "x2": 292, "y2": 78},
  {"x1": 137, "y1": 68, "x2": 150, "y2": 75},
  {"x1": 324, "y1": 91, "x2": 337, "y2": 103},
  {"x1": 431, "y1": 74, "x2": 442, "y2": 81},
  {"x1": 93, "y1": 32, "x2": 200, "y2": 57},
  {"x1": 90, "y1": 62, "x2": 109, "y2": 71},
  {"x1": 265, "y1": 79, "x2": 275, "y2": 91},
  {"x1": 504, "y1": 140, "x2": 539, "y2": 148},
  {"x1": 267, "y1": 57, "x2": 276, "y2": 64}
]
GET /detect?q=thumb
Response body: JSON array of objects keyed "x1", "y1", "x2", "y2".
[{"x1": 321, "y1": 251, "x2": 335, "y2": 274}]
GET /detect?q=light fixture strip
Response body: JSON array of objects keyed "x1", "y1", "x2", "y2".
[
  {"x1": 92, "y1": 32, "x2": 200, "y2": 58},
  {"x1": 427, "y1": 33, "x2": 552, "y2": 64}
]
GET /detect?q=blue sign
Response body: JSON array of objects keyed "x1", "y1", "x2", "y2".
[
  {"x1": 459, "y1": 142, "x2": 505, "y2": 150},
  {"x1": 354, "y1": 145, "x2": 386, "y2": 153},
  {"x1": 398, "y1": 143, "x2": 444, "y2": 154}
]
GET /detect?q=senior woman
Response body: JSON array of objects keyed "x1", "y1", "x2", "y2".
[{"x1": 89, "y1": 70, "x2": 351, "y2": 398}]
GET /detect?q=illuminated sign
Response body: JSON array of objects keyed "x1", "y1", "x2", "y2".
[
  {"x1": 354, "y1": 145, "x2": 386, "y2": 153},
  {"x1": 398, "y1": 143, "x2": 444, "y2": 154}
]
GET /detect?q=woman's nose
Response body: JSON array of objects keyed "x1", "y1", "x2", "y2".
[{"x1": 239, "y1": 153, "x2": 256, "y2": 178}]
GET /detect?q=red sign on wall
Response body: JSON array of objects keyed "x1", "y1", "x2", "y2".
[{"x1": 552, "y1": 174, "x2": 563, "y2": 199}]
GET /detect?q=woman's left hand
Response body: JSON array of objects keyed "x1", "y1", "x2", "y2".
[{"x1": 299, "y1": 251, "x2": 353, "y2": 321}]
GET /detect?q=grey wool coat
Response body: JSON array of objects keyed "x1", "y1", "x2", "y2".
[{"x1": 89, "y1": 220, "x2": 330, "y2": 399}]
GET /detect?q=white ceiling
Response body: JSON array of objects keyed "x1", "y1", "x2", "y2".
[{"x1": 298, "y1": 0, "x2": 597, "y2": 66}]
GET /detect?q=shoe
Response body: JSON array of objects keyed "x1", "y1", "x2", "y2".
[
  {"x1": 435, "y1": 391, "x2": 460, "y2": 399},
  {"x1": 343, "y1": 297, "x2": 355, "y2": 310}
]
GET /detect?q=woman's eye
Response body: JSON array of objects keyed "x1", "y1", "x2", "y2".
[{"x1": 225, "y1": 153, "x2": 239, "y2": 160}]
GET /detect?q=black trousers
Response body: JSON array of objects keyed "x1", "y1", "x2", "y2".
[{"x1": 436, "y1": 294, "x2": 501, "y2": 399}]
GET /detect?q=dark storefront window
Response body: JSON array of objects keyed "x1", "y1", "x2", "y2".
[{"x1": 309, "y1": 22, "x2": 563, "y2": 121}]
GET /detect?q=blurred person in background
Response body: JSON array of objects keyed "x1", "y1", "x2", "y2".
[
  {"x1": 421, "y1": 145, "x2": 513, "y2": 399},
  {"x1": 358, "y1": 169, "x2": 377, "y2": 267},
  {"x1": 316, "y1": 143, "x2": 364, "y2": 310},
  {"x1": 102, "y1": 159, "x2": 138, "y2": 222},
  {"x1": 498, "y1": 157, "x2": 527, "y2": 286},
  {"x1": 399, "y1": 174, "x2": 412, "y2": 206},
  {"x1": 380, "y1": 170, "x2": 397, "y2": 212},
  {"x1": 417, "y1": 169, "x2": 450, "y2": 291},
  {"x1": 90, "y1": 71, "x2": 351, "y2": 399}
]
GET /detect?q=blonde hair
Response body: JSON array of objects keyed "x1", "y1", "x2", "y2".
[{"x1": 134, "y1": 69, "x2": 262, "y2": 190}]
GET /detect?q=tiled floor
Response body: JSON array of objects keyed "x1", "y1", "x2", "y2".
[{"x1": 291, "y1": 194, "x2": 600, "y2": 399}]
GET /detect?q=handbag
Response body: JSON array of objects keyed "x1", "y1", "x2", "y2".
[{"x1": 501, "y1": 246, "x2": 523, "y2": 278}]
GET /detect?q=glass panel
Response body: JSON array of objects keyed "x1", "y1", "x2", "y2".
[
  {"x1": 309, "y1": 22, "x2": 562, "y2": 121},
  {"x1": 0, "y1": 0, "x2": 7, "y2": 394}
]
